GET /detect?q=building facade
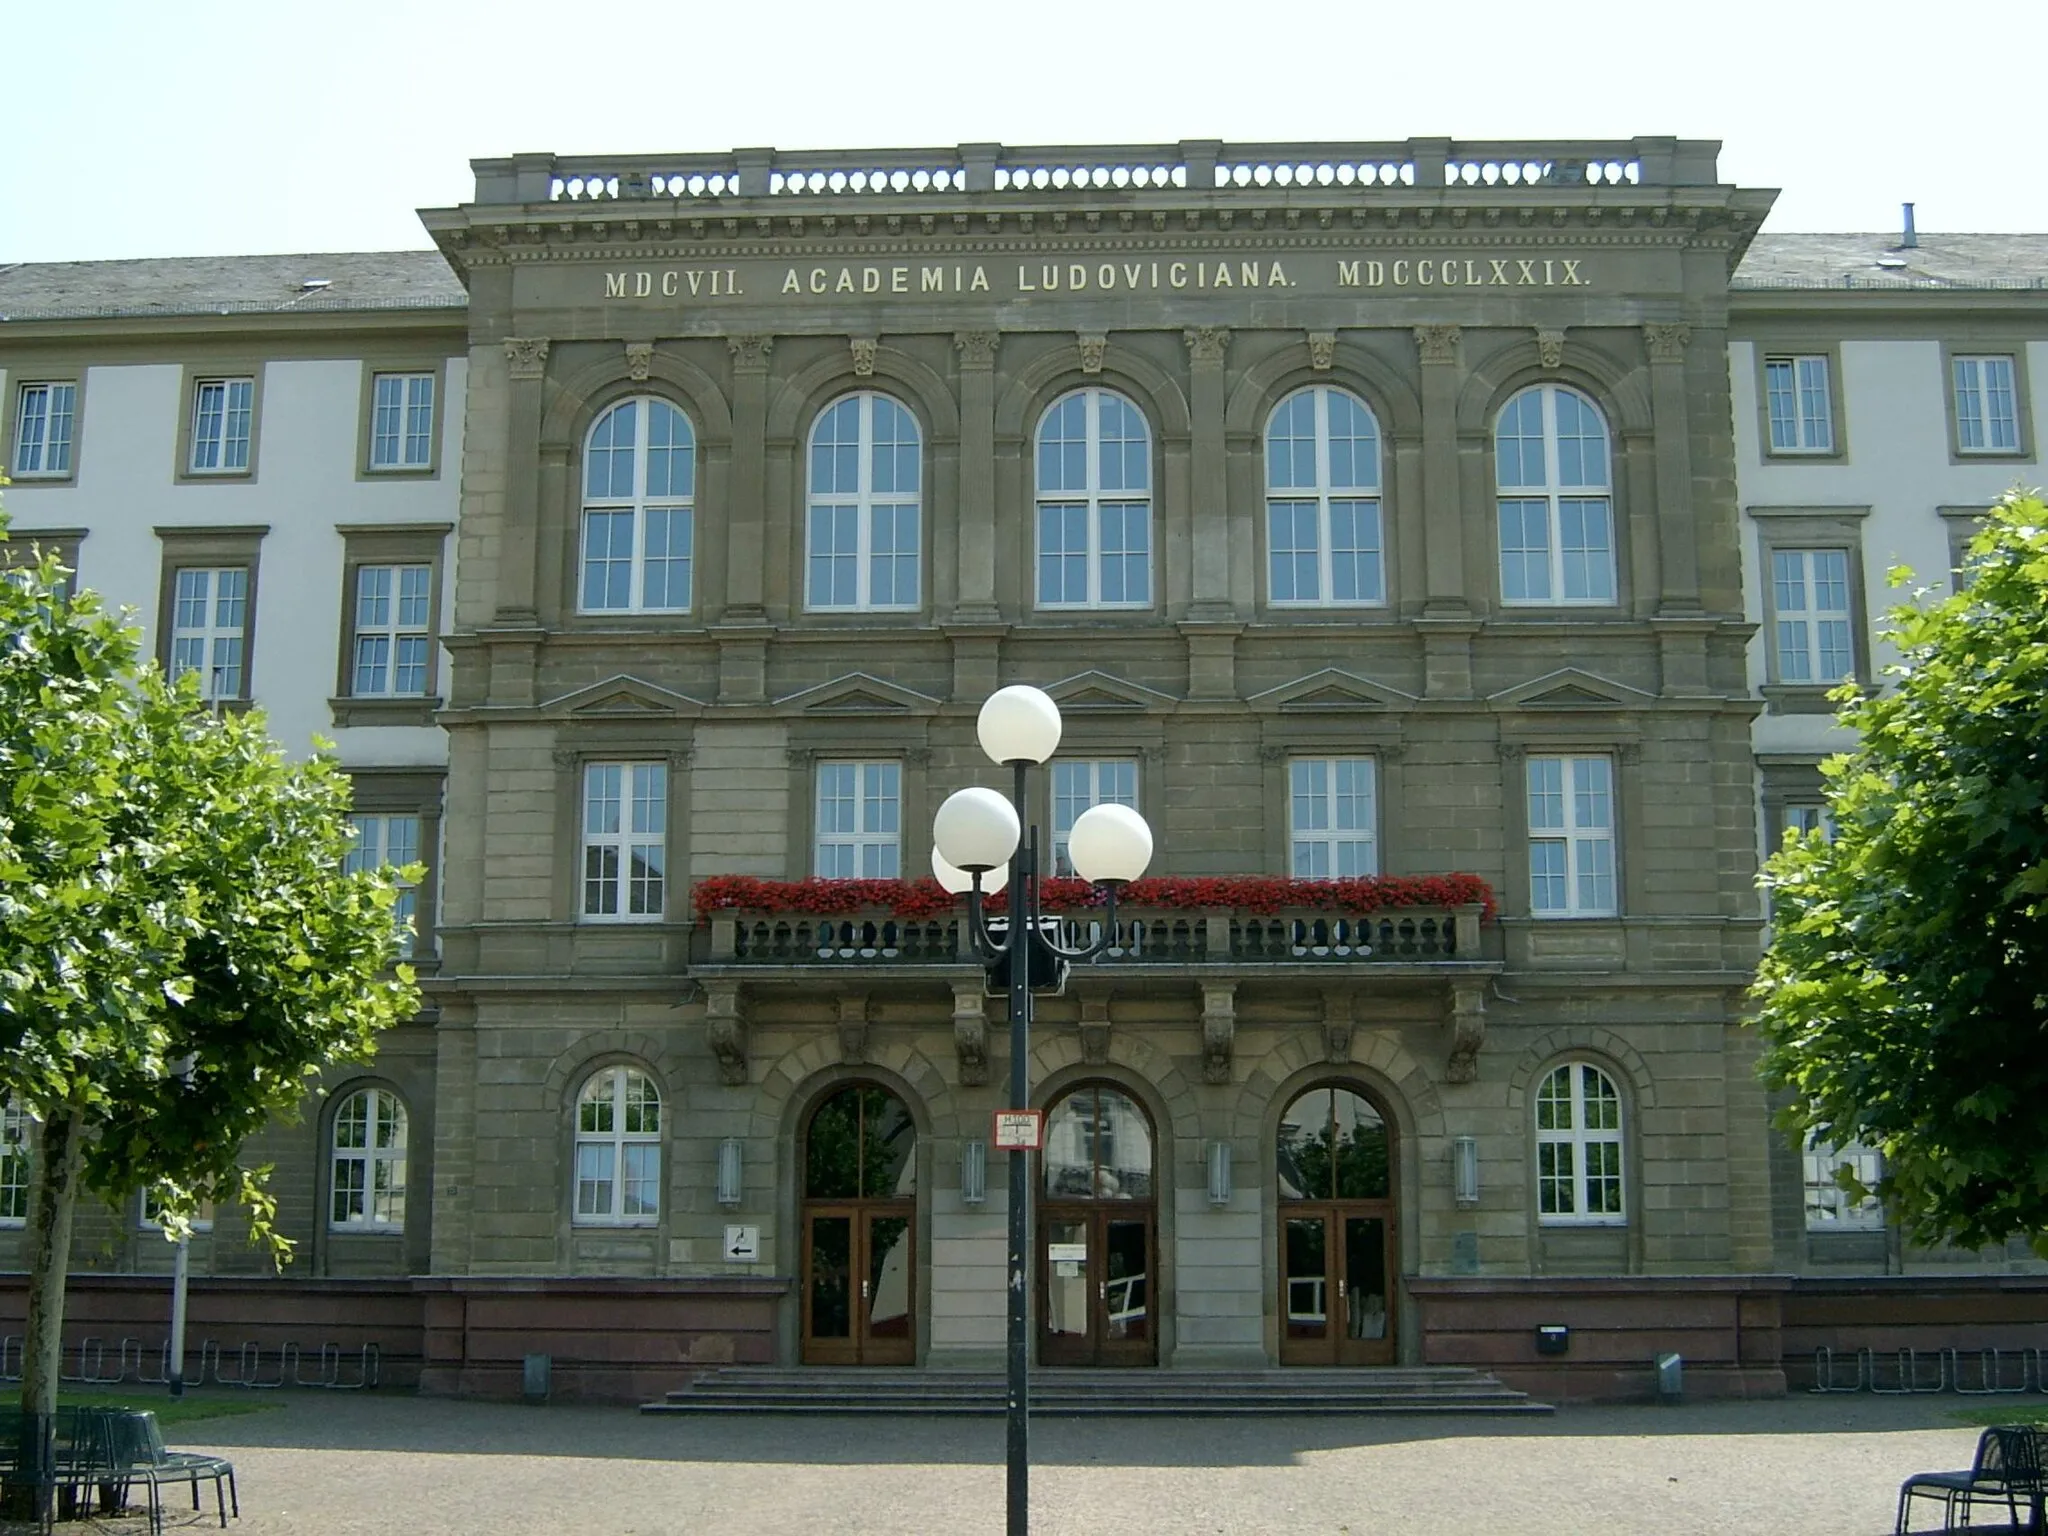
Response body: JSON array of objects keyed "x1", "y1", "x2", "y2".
[{"x1": 1, "y1": 140, "x2": 2043, "y2": 1401}]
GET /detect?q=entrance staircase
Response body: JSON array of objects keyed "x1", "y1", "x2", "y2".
[{"x1": 644, "y1": 1365, "x2": 1551, "y2": 1416}]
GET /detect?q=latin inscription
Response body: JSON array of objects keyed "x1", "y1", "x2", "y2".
[{"x1": 597, "y1": 252, "x2": 1591, "y2": 303}]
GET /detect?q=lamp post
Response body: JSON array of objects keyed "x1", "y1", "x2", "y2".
[{"x1": 931, "y1": 685, "x2": 1154, "y2": 1536}]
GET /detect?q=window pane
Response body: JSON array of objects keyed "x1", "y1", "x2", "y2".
[{"x1": 582, "y1": 511, "x2": 635, "y2": 610}]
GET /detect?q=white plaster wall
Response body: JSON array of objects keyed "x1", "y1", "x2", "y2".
[{"x1": 1, "y1": 355, "x2": 465, "y2": 770}]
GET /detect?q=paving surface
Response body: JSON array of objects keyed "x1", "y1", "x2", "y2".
[{"x1": 20, "y1": 1388, "x2": 2026, "y2": 1535}]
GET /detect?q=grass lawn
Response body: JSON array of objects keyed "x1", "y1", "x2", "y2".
[
  {"x1": 43, "y1": 1390, "x2": 281, "y2": 1427},
  {"x1": 1950, "y1": 1408, "x2": 2048, "y2": 1429}
]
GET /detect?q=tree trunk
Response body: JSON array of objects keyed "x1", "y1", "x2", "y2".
[{"x1": 16, "y1": 1105, "x2": 85, "y2": 1521}]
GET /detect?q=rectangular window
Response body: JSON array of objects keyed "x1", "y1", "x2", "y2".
[
  {"x1": 1770, "y1": 548, "x2": 1856, "y2": 685},
  {"x1": 581, "y1": 763, "x2": 668, "y2": 921},
  {"x1": 345, "y1": 813, "x2": 422, "y2": 959},
  {"x1": 169, "y1": 566, "x2": 249, "y2": 702},
  {"x1": 814, "y1": 760, "x2": 902, "y2": 878},
  {"x1": 368, "y1": 372, "x2": 436, "y2": 470},
  {"x1": 350, "y1": 564, "x2": 433, "y2": 697},
  {"x1": 1782, "y1": 803, "x2": 1834, "y2": 842},
  {"x1": 0, "y1": 1106, "x2": 30, "y2": 1226},
  {"x1": 1289, "y1": 758, "x2": 1378, "y2": 877},
  {"x1": 141, "y1": 1192, "x2": 215, "y2": 1232},
  {"x1": 189, "y1": 377, "x2": 255, "y2": 472},
  {"x1": 1527, "y1": 755, "x2": 1616, "y2": 917},
  {"x1": 1764, "y1": 354, "x2": 1834, "y2": 454},
  {"x1": 1804, "y1": 1138, "x2": 1883, "y2": 1229},
  {"x1": 12, "y1": 382, "x2": 76, "y2": 477},
  {"x1": 579, "y1": 507, "x2": 693, "y2": 613},
  {"x1": 1952, "y1": 354, "x2": 2020, "y2": 454},
  {"x1": 1035, "y1": 503, "x2": 1153, "y2": 609},
  {"x1": 1051, "y1": 759, "x2": 1138, "y2": 876}
]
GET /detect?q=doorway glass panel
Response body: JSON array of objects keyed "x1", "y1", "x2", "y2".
[
  {"x1": 1044, "y1": 1217, "x2": 1089, "y2": 1342},
  {"x1": 867, "y1": 1214, "x2": 912, "y2": 1340},
  {"x1": 1044, "y1": 1085, "x2": 1153, "y2": 1199},
  {"x1": 1344, "y1": 1215, "x2": 1388, "y2": 1340},
  {"x1": 1278, "y1": 1086, "x2": 1389, "y2": 1199},
  {"x1": 806, "y1": 1084, "x2": 917, "y2": 1198},
  {"x1": 809, "y1": 1215, "x2": 852, "y2": 1339},
  {"x1": 1284, "y1": 1216, "x2": 1328, "y2": 1341},
  {"x1": 1105, "y1": 1219, "x2": 1149, "y2": 1342}
]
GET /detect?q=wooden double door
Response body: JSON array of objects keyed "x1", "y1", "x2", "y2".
[
  {"x1": 1278, "y1": 1203, "x2": 1394, "y2": 1365},
  {"x1": 1038, "y1": 1204, "x2": 1156, "y2": 1366},
  {"x1": 802, "y1": 1203, "x2": 915, "y2": 1365}
]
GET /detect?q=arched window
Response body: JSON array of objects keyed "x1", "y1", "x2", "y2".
[
  {"x1": 1277, "y1": 1085, "x2": 1390, "y2": 1200},
  {"x1": 1495, "y1": 385, "x2": 1614, "y2": 606},
  {"x1": 807, "y1": 392, "x2": 922, "y2": 611},
  {"x1": 1035, "y1": 389, "x2": 1152, "y2": 609},
  {"x1": 1266, "y1": 387, "x2": 1384, "y2": 606},
  {"x1": 574, "y1": 1066, "x2": 661, "y2": 1225},
  {"x1": 1043, "y1": 1084, "x2": 1153, "y2": 1199},
  {"x1": 1534, "y1": 1062, "x2": 1624, "y2": 1224},
  {"x1": 804, "y1": 1085, "x2": 916, "y2": 1199},
  {"x1": 330, "y1": 1087, "x2": 407, "y2": 1231},
  {"x1": 579, "y1": 397, "x2": 695, "y2": 614}
]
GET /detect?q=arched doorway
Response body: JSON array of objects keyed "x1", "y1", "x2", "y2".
[
  {"x1": 1039, "y1": 1082, "x2": 1157, "y2": 1366},
  {"x1": 800, "y1": 1083, "x2": 916, "y2": 1365},
  {"x1": 1277, "y1": 1084, "x2": 1396, "y2": 1366}
]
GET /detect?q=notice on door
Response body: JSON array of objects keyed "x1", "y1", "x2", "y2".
[{"x1": 1047, "y1": 1242, "x2": 1087, "y2": 1263}]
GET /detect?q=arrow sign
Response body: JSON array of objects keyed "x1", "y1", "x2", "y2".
[{"x1": 724, "y1": 1224, "x2": 760, "y2": 1262}]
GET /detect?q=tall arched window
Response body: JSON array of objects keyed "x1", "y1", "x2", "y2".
[
  {"x1": 807, "y1": 392, "x2": 922, "y2": 611},
  {"x1": 579, "y1": 397, "x2": 695, "y2": 614},
  {"x1": 1266, "y1": 387, "x2": 1383, "y2": 606},
  {"x1": 1036, "y1": 388, "x2": 1152, "y2": 609},
  {"x1": 1495, "y1": 384, "x2": 1614, "y2": 606},
  {"x1": 574, "y1": 1065, "x2": 662, "y2": 1225},
  {"x1": 330, "y1": 1086, "x2": 407, "y2": 1231},
  {"x1": 1534, "y1": 1062, "x2": 1625, "y2": 1224}
]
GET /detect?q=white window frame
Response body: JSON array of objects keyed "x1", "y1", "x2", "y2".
[
  {"x1": 12, "y1": 382, "x2": 75, "y2": 478},
  {"x1": 1952, "y1": 354, "x2": 2020, "y2": 454},
  {"x1": 1494, "y1": 384, "x2": 1615, "y2": 606},
  {"x1": 328, "y1": 1087, "x2": 407, "y2": 1232},
  {"x1": 188, "y1": 377, "x2": 254, "y2": 473},
  {"x1": 1782, "y1": 802, "x2": 1835, "y2": 843},
  {"x1": 1763, "y1": 354, "x2": 1835, "y2": 454},
  {"x1": 574, "y1": 1066, "x2": 662, "y2": 1226},
  {"x1": 346, "y1": 813, "x2": 422, "y2": 959},
  {"x1": 1804, "y1": 1136, "x2": 1884, "y2": 1230},
  {"x1": 368, "y1": 371, "x2": 436, "y2": 471},
  {"x1": 1050, "y1": 758, "x2": 1138, "y2": 876},
  {"x1": 0, "y1": 1106, "x2": 30, "y2": 1227},
  {"x1": 1289, "y1": 757, "x2": 1378, "y2": 877},
  {"x1": 1035, "y1": 387, "x2": 1154, "y2": 610},
  {"x1": 139, "y1": 1191, "x2": 215, "y2": 1233},
  {"x1": 1527, "y1": 754, "x2": 1617, "y2": 918},
  {"x1": 1535, "y1": 1063, "x2": 1625, "y2": 1226},
  {"x1": 578, "y1": 397, "x2": 695, "y2": 615},
  {"x1": 349, "y1": 563, "x2": 433, "y2": 698},
  {"x1": 805, "y1": 391, "x2": 923, "y2": 613},
  {"x1": 1770, "y1": 548, "x2": 1856, "y2": 685},
  {"x1": 1265, "y1": 386, "x2": 1385, "y2": 607},
  {"x1": 168, "y1": 566, "x2": 249, "y2": 703},
  {"x1": 580, "y1": 762, "x2": 667, "y2": 922},
  {"x1": 814, "y1": 760, "x2": 902, "y2": 878}
]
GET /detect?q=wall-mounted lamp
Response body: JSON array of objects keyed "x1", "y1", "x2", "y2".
[
  {"x1": 960, "y1": 1139, "x2": 988, "y2": 1206},
  {"x1": 1453, "y1": 1135, "x2": 1480, "y2": 1207},
  {"x1": 1207, "y1": 1141, "x2": 1233, "y2": 1207},
  {"x1": 716, "y1": 1138, "x2": 744, "y2": 1207}
]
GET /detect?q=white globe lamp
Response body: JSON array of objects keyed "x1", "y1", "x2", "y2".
[
  {"x1": 932, "y1": 844, "x2": 1008, "y2": 896},
  {"x1": 932, "y1": 787, "x2": 1022, "y2": 874},
  {"x1": 977, "y1": 685, "x2": 1063, "y2": 766},
  {"x1": 1066, "y1": 803, "x2": 1154, "y2": 886}
]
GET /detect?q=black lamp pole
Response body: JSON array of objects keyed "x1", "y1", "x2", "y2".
[{"x1": 957, "y1": 758, "x2": 1126, "y2": 1536}]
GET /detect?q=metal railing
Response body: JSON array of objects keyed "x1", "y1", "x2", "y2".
[{"x1": 2, "y1": 1335, "x2": 381, "y2": 1391}]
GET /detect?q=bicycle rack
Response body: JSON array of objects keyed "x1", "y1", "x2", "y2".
[
  {"x1": 1809, "y1": 1345, "x2": 1868, "y2": 1393},
  {"x1": 199, "y1": 1339, "x2": 228, "y2": 1386},
  {"x1": 1954, "y1": 1348, "x2": 2033, "y2": 1394},
  {"x1": 120, "y1": 1337, "x2": 170, "y2": 1386},
  {"x1": 1869, "y1": 1348, "x2": 1950, "y2": 1394},
  {"x1": 294, "y1": 1342, "x2": 379, "y2": 1389}
]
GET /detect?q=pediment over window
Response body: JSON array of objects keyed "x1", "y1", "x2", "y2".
[
  {"x1": 777, "y1": 672, "x2": 943, "y2": 715},
  {"x1": 1043, "y1": 670, "x2": 1178, "y2": 713},
  {"x1": 1247, "y1": 668, "x2": 1416, "y2": 712},
  {"x1": 541, "y1": 674, "x2": 707, "y2": 719},
  {"x1": 1488, "y1": 668, "x2": 1654, "y2": 711}
]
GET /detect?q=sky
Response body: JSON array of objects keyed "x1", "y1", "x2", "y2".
[{"x1": 7, "y1": 0, "x2": 2047, "y2": 264}]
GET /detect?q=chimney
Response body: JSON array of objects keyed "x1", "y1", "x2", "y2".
[{"x1": 1901, "y1": 202, "x2": 1918, "y2": 249}]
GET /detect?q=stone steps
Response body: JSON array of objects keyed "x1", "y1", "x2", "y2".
[{"x1": 644, "y1": 1365, "x2": 1552, "y2": 1416}]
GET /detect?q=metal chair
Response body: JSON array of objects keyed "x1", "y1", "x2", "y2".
[
  {"x1": 100, "y1": 1408, "x2": 239, "y2": 1533},
  {"x1": 1897, "y1": 1424, "x2": 2047, "y2": 1534}
]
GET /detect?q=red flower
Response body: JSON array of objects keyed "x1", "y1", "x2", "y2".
[{"x1": 693, "y1": 873, "x2": 1496, "y2": 921}]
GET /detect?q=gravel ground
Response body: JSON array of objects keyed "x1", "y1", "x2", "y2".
[{"x1": 16, "y1": 1389, "x2": 2016, "y2": 1536}]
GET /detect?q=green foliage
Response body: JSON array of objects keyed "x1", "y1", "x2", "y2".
[
  {"x1": 1754, "y1": 491, "x2": 2048, "y2": 1254},
  {"x1": 0, "y1": 504, "x2": 420, "y2": 1254}
]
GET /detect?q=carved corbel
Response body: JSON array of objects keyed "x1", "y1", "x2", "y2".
[
  {"x1": 703, "y1": 980, "x2": 749, "y2": 1086},
  {"x1": 727, "y1": 335, "x2": 774, "y2": 372},
  {"x1": 1305, "y1": 331, "x2": 1337, "y2": 371},
  {"x1": 954, "y1": 331, "x2": 1000, "y2": 368},
  {"x1": 1078, "y1": 994, "x2": 1112, "y2": 1066},
  {"x1": 1319, "y1": 989, "x2": 1354, "y2": 1065},
  {"x1": 1076, "y1": 333, "x2": 1107, "y2": 374},
  {"x1": 1535, "y1": 328, "x2": 1566, "y2": 369},
  {"x1": 1413, "y1": 325, "x2": 1461, "y2": 366},
  {"x1": 1447, "y1": 982, "x2": 1486, "y2": 1084},
  {"x1": 1643, "y1": 322, "x2": 1692, "y2": 363},
  {"x1": 503, "y1": 337, "x2": 551, "y2": 379},
  {"x1": 952, "y1": 983, "x2": 988, "y2": 1086},
  {"x1": 624, "y1": 341, "x2": 654, "y2": 382},
  {"x1": 849, "y1": 337, "x2": 878, "y2": 377},
  {"x1": 1201, "y1": 981, "x2": 1236, "y2": 1085},
  {"x1": 837, "y1": 993, "x2": 870, "y2": 1063},
  {"x1": 1184, "y1": 327, "x2": 1231, "y2": 367}
]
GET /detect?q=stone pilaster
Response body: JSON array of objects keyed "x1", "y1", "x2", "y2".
[
  {"x1": 953, "y1": 331, "x2": 1000, "y2": 624},
  {"x1": 723, "y1": 335, "x2": 774, "y2": 622},
  {"x1": 1414, "y1": 325, "x2": 1467, "y2": 617},
  {"x1": 494, "y1": 337, "x2": 549, "y2": 626},
  {"x1": 1645, "y1": 322, "x2": 1700, "y2": 612},
  {"x1": 1185, "y1": 326, "x2": 1232, "y2": 619}
]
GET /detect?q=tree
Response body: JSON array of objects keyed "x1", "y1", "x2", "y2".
[
  {"x1": 1754, "y1": 490, "x2": 2048, "y2": 1254},
  {"x1": 0, "y1": 499, "x2": 417, "y2": 1496}
]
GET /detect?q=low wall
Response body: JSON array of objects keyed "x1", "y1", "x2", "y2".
[{"x1": 1782, "y1": 1276, "x2": 2048, "y2": 1391}]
